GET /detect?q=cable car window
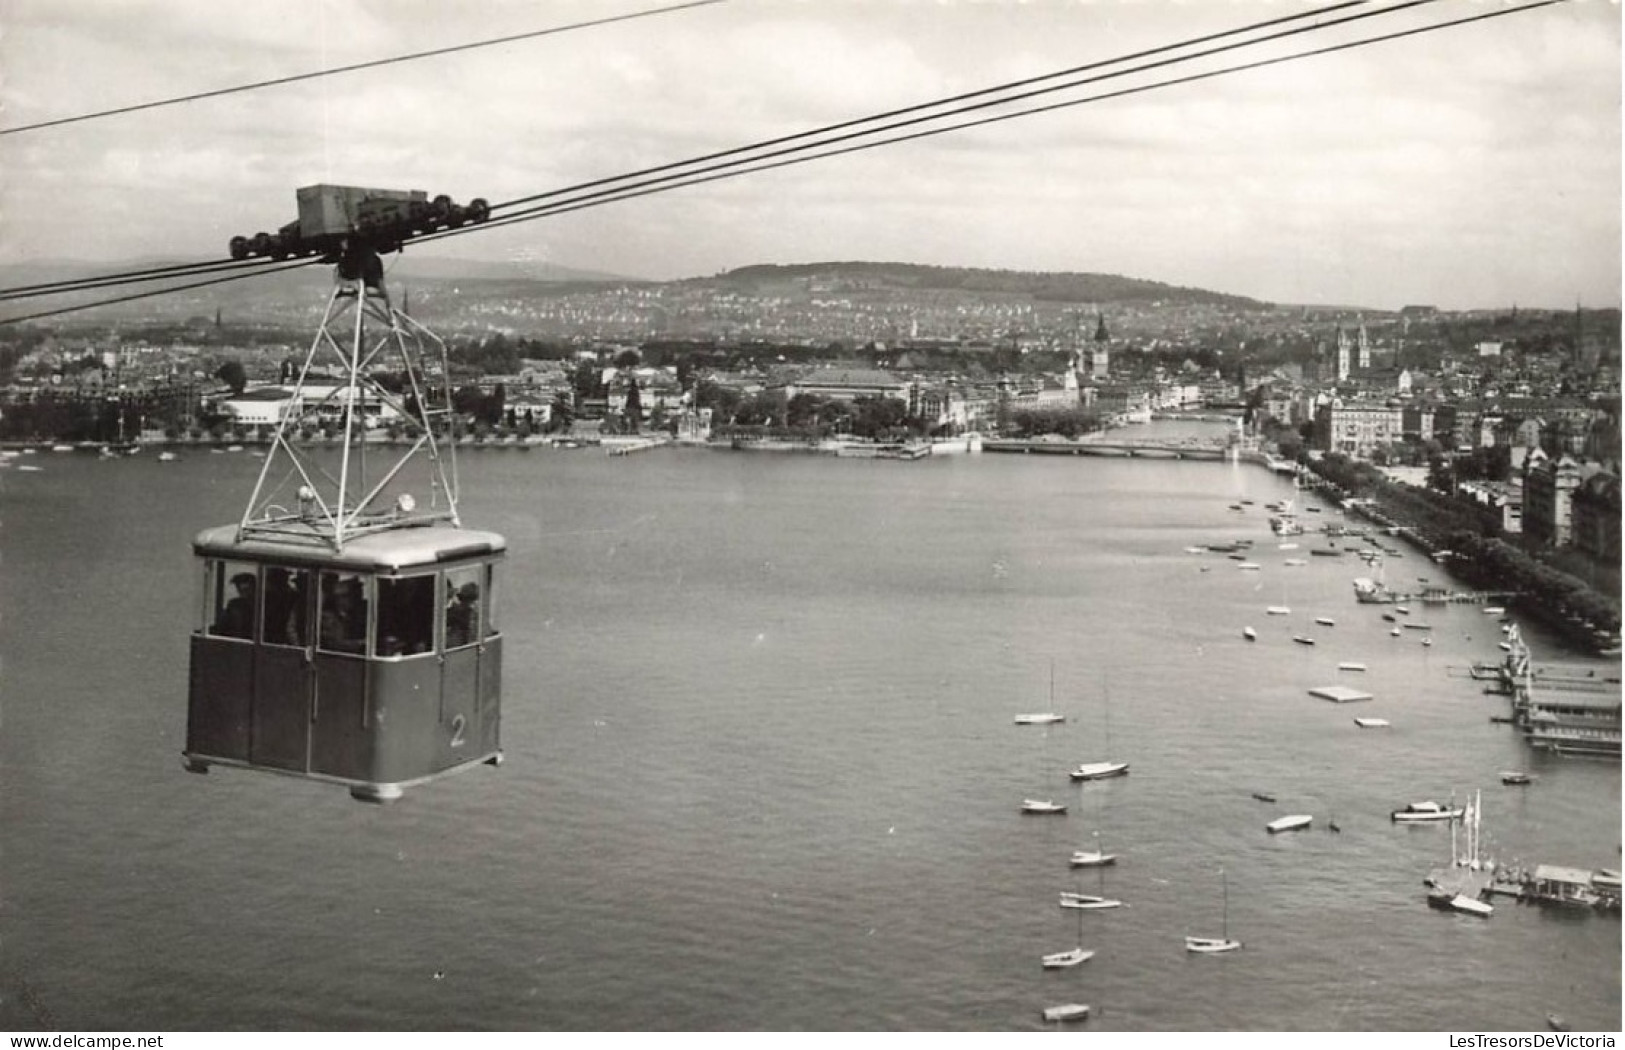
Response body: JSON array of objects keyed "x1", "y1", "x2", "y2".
[
  {"x1": 482, "y1": 563, "x2": 499, "y2": 639},
  {"x1": 376, "y1": 575, "x2": 435, "y2": 657},
  {"x1": 317, "y1": 571, "x2": 370, "y2": 655},
  {"x1": 262, "y1": 567, "x2": 310, "y2": 647},
  {"x1": 207, "y1": 561, "x2": 259, "y2": 640},
  {"x1": 444, "y1": 567, "x2": 483, "y2": 650}
]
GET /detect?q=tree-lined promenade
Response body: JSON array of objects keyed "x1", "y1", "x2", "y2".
[{"x1": 1301, "y1": 452, "x2": 1620, "y2": 653}]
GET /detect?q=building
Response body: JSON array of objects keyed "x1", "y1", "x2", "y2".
[
  {"x1": 1315, "y1": 398, "x2": 1404, "y2": 457},
  {"x1": 1570, "y1": 470, "x2": 1621, "y2": 562},
  {"x1": 781, "y1": 367, "x2": 910, "y2": 403},
  {"x1": 1521, "y1": 450, "x2": 1583, "y2": 547}
]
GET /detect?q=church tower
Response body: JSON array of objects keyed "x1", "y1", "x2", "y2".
[
  {"x1": 1336, "y1": 326, "x2": 1351, "y2": 381},
  {"x1": 1357, "y1": 316, "x2": 1370, "y2": 371},
  {"x1": 1090, "y1": 310, "x2": 1110, "y2": 380}
]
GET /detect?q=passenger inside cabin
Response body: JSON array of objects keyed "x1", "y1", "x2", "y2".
[
  {"x1": 319, "y1": 576, "x2": 367, "y2": 654},
  {"x1": 263, "y1": 568, "x2": 305, "y2": 646},
  {"x1": 214, "y1": 572, "x2": 257, "y2": 639},
  {"x1": 445, "y1": 581, "x2": 480, "y2": 649}
]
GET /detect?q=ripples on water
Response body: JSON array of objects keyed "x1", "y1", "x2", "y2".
[{"x1": 1, "y1": 432, "x2": 1618, "y2": 1031}]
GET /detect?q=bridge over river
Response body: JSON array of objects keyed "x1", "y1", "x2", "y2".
[{"x1": 983, "y1": 436, "x2": 1233, "y2": 460}]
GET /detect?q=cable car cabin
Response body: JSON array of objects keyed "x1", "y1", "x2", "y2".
[{"x1": 185, "y1": 524, "x2": 506, "y2": 802}]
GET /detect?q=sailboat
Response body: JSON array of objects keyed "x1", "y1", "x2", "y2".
[
  {"x1": 1016, "y1": 661, "x2": 1066, "y2": 725},
  {"x1": 1185, "y1": 868, "x2": 1242, "y2": 953},
  {"x1": 1042, "y1": 873, "x2": 1097, "y2": 968},
  {"x1": 1060, "y1": 860, "x2": 1122, "y2": 909},
  {"x1": 1071, "y1": 781, "x2": 1118, "y2": 868},
  {"x1": 1070, "y1": 673, "x2": 1128, "y2": 781}
]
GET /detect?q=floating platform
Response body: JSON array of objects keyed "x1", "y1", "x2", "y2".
[{"x1": 1310, "y1": 685, "x2": 1374, "y2": 704}]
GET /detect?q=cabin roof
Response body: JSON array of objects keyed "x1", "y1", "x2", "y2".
[
  {"x1": 1532, "y1": 865, "x2": 1595, "y2": 885},
  {"x1": 194, "y1": 523, "x2": 506, "y2": 572}
]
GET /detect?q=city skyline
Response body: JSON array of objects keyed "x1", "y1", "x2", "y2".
[{"x1": 1, "y1": 0, "x2": 1619, "y2": 312}]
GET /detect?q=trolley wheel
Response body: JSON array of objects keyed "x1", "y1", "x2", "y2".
[{"x1": 467, "y1": 198, "x2": 490, "y2": 224}]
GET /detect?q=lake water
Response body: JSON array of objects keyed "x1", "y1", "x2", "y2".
[{"x1": 1, "y1": 427, "x2": 1618, "y2": 1031}]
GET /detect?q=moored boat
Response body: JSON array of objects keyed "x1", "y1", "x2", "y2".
[
  {"x1": 1022, "y1": 799, "x2": 1067, "y2": 815},
  {"x1": 1042, "y1": 1004, "x2": 1091, "y2": 1023},
  {"x1": 1041, "y1": 947, "x2": 1094, "y2": 969},
  {"x1": 1242, "y1": 626, "x2": 1257, "y2": 641},
  {"x1": 1500, "y1": 771, "x2": 1533, "y2": 786},
  {"x1": 1390, "y1": 800, "x2": 1463, "y2": 822},
  {"x1": 1014, "y1": 713, "x2": 1065, "y2": 725},
  {"x1": 1353, "y1": 717, "x2": 1390, "y2": 728},
  {"x1": 1070, "y1": 761, "x2": 1129, "y2": 781},
  {"x1": 1059, "y1": 891, "x2": 1122, "y2": 909},
  {"x1": 1266, "y1": 814, "x2": 1313, "y2": 833}
]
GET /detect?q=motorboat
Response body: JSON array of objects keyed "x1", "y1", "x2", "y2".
[
  {"x1": 1390, "y1": 627, "x2": 1402, "y2": 637},
  {"x1": 1014, "y1": 713, "x2": 1065, "y2": 725},
  {"x1": 1338, "y1": 662, "x2": 1367, "y2": 672},
  {"x1": 1292, "y1": 635, "x2": 1315, "y2": 646},
  {"x1": 1390, "y1": 801, "x2": 1464, "y2": 823},
  {"x1": 1449, "y1": 894, "x2": 1493, "y2": 917},
  {"x1": 1069, "y1": 849, "x2": 1118, "y2": 868},
  {"x1": 1314, "y1": 617, "x2": 1336, "y2": 627},
  {"x1": 1266, "y1": 814, "x2": 1313, "y2": 833},
  {"x1": 158, "y1": 451, "x2": 177, "y2": 462},
  {"x1": 1267, "y1": 605, "x2": 1291, "y2": 615},
  {"x1": 1069, "y1": 761, "x2": 1129, "y2": 781},
  {"x1": 1041, "y1": 947, "x2": 1094, "y2": 969},
  {"x1": 1243, "y1": 626, "x2": 1257, "y2": 641},
  {"x1": 1251, "y1": 792, "x2": 1276, "y2": 803},
  {"x1": 1022, "y1": 799, "x2": 1067, "y2": 815},
  {"x1": 1500, "y1": 771, "x2": 1533, "y2": 785},
  {"x1": 1283, "y1": 557, "x2": 1307, "y2": 566},
  {"x1": 1042, "y1": 1004, "x2": 1091, "y2": 1023},
  {"x1": 1237, "y1": 562, "x2": 1261, "y2": 570},
  {"x1": 1059, "y1": 892, "x2": 1122, "y2": 910},
  {"x1": 1353, "y1": 717, "x2": 1391, "y2": 728}
]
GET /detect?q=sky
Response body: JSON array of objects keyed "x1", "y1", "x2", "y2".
[{"x1": 0, "y1": 0, "x2": 1619, "y2": 310}]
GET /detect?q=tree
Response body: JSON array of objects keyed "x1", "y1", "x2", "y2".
[
  {"x1": 215, "y1": 360, "x2": 247, "y2": 395},
  {"x1": 614, "y1": 348, "x2": 641, "y2": 369}
]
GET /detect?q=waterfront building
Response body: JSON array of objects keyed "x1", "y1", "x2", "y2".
[
  {"x1": 1570, "y1": 470, "x2": 1621, "y2": 562},
  {"x1": 1314, "y1": 398, "x2": 1404, "y2": 457},
  {"x1": 781, "y1": 367, "x2": 909, "y2": 404},
  {"x1": 1522, "y1": 449, "x2": 1584, "y2": 547}
]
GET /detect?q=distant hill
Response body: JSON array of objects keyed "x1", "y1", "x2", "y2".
[
  {"x1": 2, "y1": 256, "x2": 1272, "y2": 329},
  {"x1": 697, "y1": 262, "x2": 1272, "y2": 309}
]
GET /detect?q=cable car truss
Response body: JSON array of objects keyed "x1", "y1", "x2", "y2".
[{"x1": 236, "y1": 250, "x2": 461, "y2": 552}]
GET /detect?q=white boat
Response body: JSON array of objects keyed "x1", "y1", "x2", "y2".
[
  {"x1": 1390, "y1": 800, "x2": 1463, "y2": 823},
  {"x1": 50, "y1": 444, "x2": 73, "y2": 453},
  {"x1": 1338, "y1": 662, "x2": 1367, "y2": 672},
  {"x1": 1267, "y1": 814, "x2": 1313, "y2": 833},
  {"x1": 1390, "y1": 627, "x2": 1402, "y2": 637},
  {"x1": 1185, "y1": 868, "x2": 1241, "y2": 953},
  {"x1": 1266, "y1": 605, "x2": 1291, "y2": 616},
  {"x1": 1042, "y1": 1004, "x2": 1090, "y2": 1023},
  {"x1": 1184, "y1": 546, "x2": 1206, "y2": 554},
  {"x1": 1041, "y1": 947, "x2": 1094, "y2": 969},
  {"x1": 1499, "y1": 771, "x2": 1533, "y2": 786},
  {"x1": 1069, "y1": 848, "x2": 1117, "y2": 868},
  {"x1": 1353, "y1": 717, "x2": 1390, "y2": 728},
  {"x1": 1483, "y1": 606, "x2": 1505, "y2": 616},
  {"x1": 1283, "y1": 558, "x2": 1307, "y2": 566},
  {"x1": 1243, "y1": 626, "x2": 1257, "y2": 641},
  {"x1": 1449, "y1": 894, "x2": 1493, "y2": 917},
  {"x1": 1070, "y1": 797, "x2": 1118, "y2": 867},
  {"x1": 1070, "y1": 760, "x2": 1129, "y2": 781},
  {"x1": 1278, "y1": 542, "x2": 1299, "y2": 550},
  {"x1": 1237, "y1": 562, "x2": 1261, "y2": 571},
  {"x1": 1069, "y1": 674, "x2": 1127, "y2": 781},
  {"x1": 1314, "y1": 617, "x2": 1336, "y2": 627},
  {"x1": 1017, "y1": 662, "x2": 1065, "y2": 725},
  {"x1": 1059, "y1": 891, "x2": 1122, "y2": 910},
  {"x1": 157, "y1": 451, "x2": 177, "y2": 462},
  {"x1": 1022, "y1": 799, "x2": 1067, "y2": 815},
  {"x1": 16, "y1": 464, "x2": 43, "y2": 473}
]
